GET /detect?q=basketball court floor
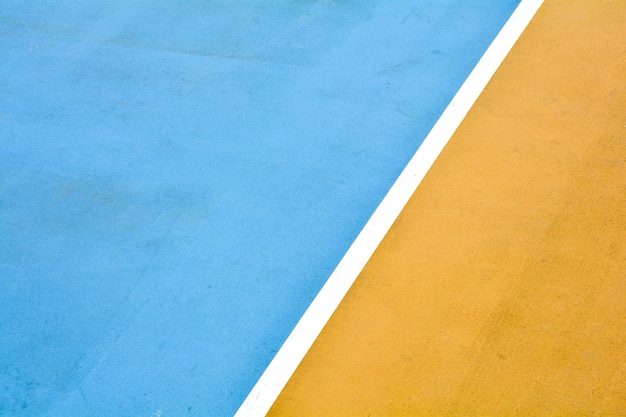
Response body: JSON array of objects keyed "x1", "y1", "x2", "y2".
[{"x1": 1, "y1": 1, "x2": 624, "y2": 416}]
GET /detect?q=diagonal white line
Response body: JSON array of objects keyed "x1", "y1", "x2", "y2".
[{"x1": 234, "y1": 0, "x2": 543, "y2": 415}]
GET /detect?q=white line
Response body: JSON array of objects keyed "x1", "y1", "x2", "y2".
[{"x1": 234, "y1": 1, "x2": 543, "y2": 415}]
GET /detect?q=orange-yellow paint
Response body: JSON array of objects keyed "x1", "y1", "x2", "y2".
[{"x1": 269, "y1": 1, "x2": 626, "y2": 415}]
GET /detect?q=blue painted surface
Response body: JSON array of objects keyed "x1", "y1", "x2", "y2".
[{"x1": 0, "y1": 1, "x2": 519, "y2": 416}]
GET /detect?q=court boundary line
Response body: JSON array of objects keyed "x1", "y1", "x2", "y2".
[{"x1": 234, "y1": 1, "x2": 543, "y2": 415}]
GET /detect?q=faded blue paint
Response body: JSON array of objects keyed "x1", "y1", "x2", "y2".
[{"x1": 0, "y1": 1, "x2": 519, "y2": 416}]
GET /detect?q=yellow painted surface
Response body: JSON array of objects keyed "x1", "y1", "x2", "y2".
[{"x1": 269, "y1": 1, "x2": 626, "y2": 416}]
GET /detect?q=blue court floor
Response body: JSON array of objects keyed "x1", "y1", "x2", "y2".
[{"x1": 1, "y1": 2, "x2": 520, "y2": 415}]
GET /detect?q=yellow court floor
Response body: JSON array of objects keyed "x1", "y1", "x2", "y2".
[{"x1": 269, "y1": 1, "x2": 626, "y2": 415}]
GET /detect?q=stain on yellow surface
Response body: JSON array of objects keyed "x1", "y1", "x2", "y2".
[{"x1": 269, "y1": 1, "x2": 626, "y2": 416}]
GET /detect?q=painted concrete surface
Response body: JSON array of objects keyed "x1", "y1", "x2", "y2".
[
  {"x1": 0, "y1": 1, "x2": 520, "y2": 416},
  {"x1": 269, "y1": 1, "x2": 626, "y2": 415}
]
